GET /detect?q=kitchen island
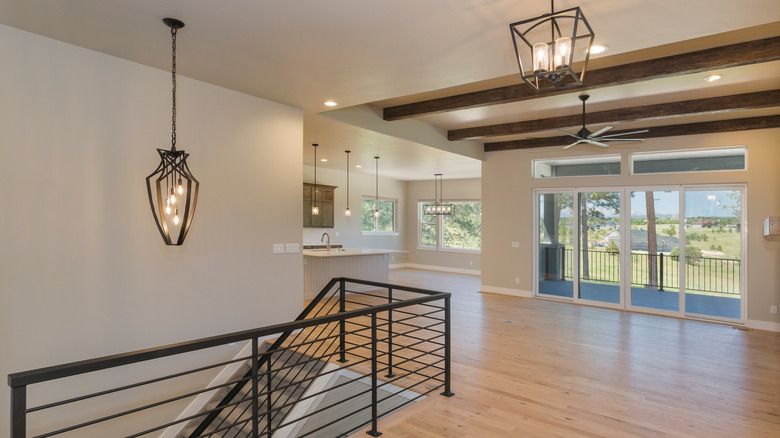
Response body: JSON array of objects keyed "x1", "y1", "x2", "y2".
[{"x1": 303, "y1": 248, "x2": 396, "y2": 300}]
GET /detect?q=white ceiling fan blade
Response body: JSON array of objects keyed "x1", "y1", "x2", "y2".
[
  {"x1": 601, "y1": 129, "x2": 649, "y2": 138},
  {"x1": 582, "y1": 139, "x2": 610, "y2": 147},
  {"x1": 556, "y1": 128, "x2": 582, "y2": 139},
  {"x1": 589, "y1": 126, "x2": 613, "y2": 138},
  {"x1": 562, "y1": 140, "x2": 584, "y2": 149}
]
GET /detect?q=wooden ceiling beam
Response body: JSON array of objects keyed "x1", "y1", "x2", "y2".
[
  {"x1": 383, "y1": 36, "x2": 780, "y2": 121},
  {"x1": 484, "y1": 115, "x2": 780, "y2": 151},
  {"x1": 448, "y1": 89, "x2": 780, "y2": 141}
]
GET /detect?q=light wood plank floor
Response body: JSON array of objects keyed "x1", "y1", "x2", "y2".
[{"x1": 350, "y1": 268, "x2": 780, "y2": 438}]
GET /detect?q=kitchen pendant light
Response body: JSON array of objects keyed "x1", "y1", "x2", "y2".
[
  {"x1": 374, "y1": 156, "x2": 380, "y2": 218},
  {"x1": 424, "y1": 174, "x2": 454, "y2": 215},
  {"x1": 510, "y1": 0, "x2": 595, "y2": 91},
  {"x1": 145, "y1": 18, "x2": 199, "y2": 246},
  {"x1": 344, "y1": 150, "x2": 351, "y2": 217},
  {"x1": 311, "y1": 144, "x2": 320, "y2": 216}
]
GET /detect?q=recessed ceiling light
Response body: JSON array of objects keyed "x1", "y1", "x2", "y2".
[
  {"x1": 320, "y1": 158, "x2": 328, "y2": 162},
  {"x1": 705, "y1": 74, "x2": 722, "y2": 82},
  {"x1": 355, "y1": 165, "x2": 362, "y2": 168},
  {"x1": 588, "y1": 44, "x2": 608, "y2": 54},
  {"x1": 324, "y1": 101, "x2": 338, "y2": 107}
]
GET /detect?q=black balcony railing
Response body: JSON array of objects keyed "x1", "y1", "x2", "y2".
[
  {"x1": 560, "y1": 249, "x2": 740, "y2": 295},
  {"x1": 8, "y1": 278, "x2": 453, "y2": 438}
]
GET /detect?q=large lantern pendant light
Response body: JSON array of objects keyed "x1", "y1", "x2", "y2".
[
  {"x1": 146, "y1": 18, "x2": 199, "y2": 246},
  {"x1": 425, "y1": 174, "x2": 454, "y2": 215},
  {"x1": 374, "y1": 156, "x2": 380, "y2": 218},
  {"x1": 344, "y1": 150, "x2": 351, "y2": 217},
  {"x1": 510, "y1": 0, "x2": 595, "y2": 91},
  {"x1": 311, "y1": 144, "x2": 320, "y2": 216}
]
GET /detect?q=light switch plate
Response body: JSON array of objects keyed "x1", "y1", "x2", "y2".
[
  {"x1": 511, "y1": 241, "x2": 520, "y2": 248},
  {"x1": 273, "y1": 243, "x2": 285, "y2": 254},
  {"x1": 286, "y1": 243, "x2": 300, "y2": 253}
]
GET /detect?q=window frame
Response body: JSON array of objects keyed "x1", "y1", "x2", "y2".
[
  {"x1": 417, "y1": 200, "x2": 482, "y2": 253},
  {"x1": 361, "y1": 196, "x2": 399, "y2": 235},
  {"x1": 630, "y1": 146, "x2": 747, "y2": 175}
]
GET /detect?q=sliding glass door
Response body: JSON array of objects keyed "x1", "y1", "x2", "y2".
[
  {"x1": 628, "y1": 190, "x2": 680, "y2": 313},
  {"x1": 683, "y1": 189, "x2": 743, "y2": 320},
  {"x1": 535, "y1": 186, "x2": 745, "y2": 323},
  {"x1": 537, "y1": 193, "x2": 574, "y2": 298},
  {"x1": 577, "y1": 191, "x2": 621, "y2": 305}
]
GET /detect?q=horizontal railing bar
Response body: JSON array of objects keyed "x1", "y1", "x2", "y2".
[
  {"x1": 339, "y1": 277, "x2": 449, "y2": 296},
  {"x1": 378, "y1": 308, "x2": 445, "y2": 323},
  {"x1": 27, "y1": 354, "x2": 254, "y2": 414},
  {"x1": 9, "y1": 287, "x2": 450, "y2": 387}
]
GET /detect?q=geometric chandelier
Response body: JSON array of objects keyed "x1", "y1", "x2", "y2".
[
  {"x1": 424, "y1": 174, "x2": 454, "y2": 215},
  {"x1": 146, "y1": 18, "x2": 199, "y2": 246},
  {"x1": 510, "y1": 0, "x2": 595, "y2": 91}
]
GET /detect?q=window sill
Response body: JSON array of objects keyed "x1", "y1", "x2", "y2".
[
  {"x1": 362, "y1": 231, "x2": 399, "y2": 237},
  {"x1": 439, "y1": 247, "x2": 482, "y2": 254},
  {"x1": 416, "y1": 246, "x2": 437, "y2": 251}
]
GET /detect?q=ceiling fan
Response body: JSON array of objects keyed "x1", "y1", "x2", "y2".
[{"x1": 559, "y1": 94, "x2": 648, "y2": 149}]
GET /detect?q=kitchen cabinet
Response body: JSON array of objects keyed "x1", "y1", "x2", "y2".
[{"x1": 303, "y1": 183, "x2": 336, "y2": 228}]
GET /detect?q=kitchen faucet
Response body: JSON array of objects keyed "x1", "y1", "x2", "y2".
[{"x1": 321, "y1": 232, "x2": 330, "y2": 251}]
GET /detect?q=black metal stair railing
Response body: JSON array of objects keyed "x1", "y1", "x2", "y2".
[{"x1": 8, "y1": 278, "x2": 453, "y2": 438}]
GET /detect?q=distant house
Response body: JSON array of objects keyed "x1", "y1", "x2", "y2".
[{"x1": 604, "y1": 230, "x2": 680, "y2": 252}]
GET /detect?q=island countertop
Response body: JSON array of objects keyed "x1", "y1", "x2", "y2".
[{"x1": 302, "y1": 248, "x2": 400, "y2": 257}]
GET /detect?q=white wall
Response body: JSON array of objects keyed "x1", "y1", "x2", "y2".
[
  {"x1": 302, "y1": 165, "x2": 408, "y2": 263},
  {"x1": 0, "y1": 24, "x2": 304, "y2": 434},
  {"x1": 404, "y1": 178, "x2": 482, "y2": 272},
  {"x1": 481, "y1": 129, "x2": 780, "y2": 327}
]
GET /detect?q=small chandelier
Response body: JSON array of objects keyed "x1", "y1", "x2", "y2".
[
  {"x1": 510, "y1": 0, "x2": 595, "y2": 91},
  {"x1": 424, "y1": 174, "x2": 454, "y2": 215},
  {"x1": 146, "y1": 18, "x2": 199, "y2": 246},
  {"x1": 344, "y1": 150, "x2": 351, "y2": 217},
  {"x1": 312, "y1": 144, "x2": 320, "y2": 216}
]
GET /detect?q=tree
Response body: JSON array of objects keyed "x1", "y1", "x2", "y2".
[
  {"x1": 646, "y1": 191, "x2": 658, "y2": 289},
  {"x1": 580, "y1": 192, "x2": 620, "y2": 279},
  {"x1": 665, "y1": 225, "x2": 677, "y2": 237},
  {"x1": 605, "y1": 240, "x2": 619, "y2": 253}
]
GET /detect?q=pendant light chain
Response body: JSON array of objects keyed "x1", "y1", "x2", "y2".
[{"x1": 171, "y1": 26, "x2": 177, "y2": 151}]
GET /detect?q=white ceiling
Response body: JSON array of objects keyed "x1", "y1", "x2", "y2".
[{"x1": 2, "y1": 0, "x2": 778, "y2": 180}]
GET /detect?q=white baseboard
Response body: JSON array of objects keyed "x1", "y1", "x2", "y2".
[
  {"x1": 746, "y1": 319, "x2": 780, "y2": 332},
  {"x1": 480, "y1": 285, "x2": 533, "y2": 298},
  {"x1": 391, "y1": 263, "x2": 480, "y2": 276}
]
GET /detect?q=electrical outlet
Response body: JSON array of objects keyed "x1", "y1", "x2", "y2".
[
  {"x1": 771, "y1": 305, "x2": 778, "y2": 314},
  {"x1": 515, "y1": 277, "x2": 520, "y2": 284},
  {"x1": 511, "y1": 241, "x2": 520, "y2": 248},
  {"x1": 285, "y1": 243, "x2": 299, "y2": 253},
  {"x1": 469, "y1": 261, "x2": 473, "y2": 266}
]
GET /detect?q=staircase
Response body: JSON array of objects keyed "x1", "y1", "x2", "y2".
[{"x1": 179, "y1": 340, "x2": 329, "y2": 437}]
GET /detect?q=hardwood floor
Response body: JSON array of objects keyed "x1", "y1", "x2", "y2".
[{"x1": 350, "y1": 268, "x2": 780, "y2": 438}]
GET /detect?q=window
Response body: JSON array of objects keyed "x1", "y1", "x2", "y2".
[
  {"x1": 419, "y1": 206, "x2": 436, "y2": 248},
  {"x1": 631, "y1": 147, "x2": 746, "y2": 174},
  {"x1": 533, "y1": 155, "x2": 621, "y2": 178},
  {"x1": 361, "y1": 197, "x2": 396, "y2": 232},
  {"x1": 418, "y1": 201, "x2": 481, "y2": 251}
]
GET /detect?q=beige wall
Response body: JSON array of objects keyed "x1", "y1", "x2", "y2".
[
  {"x1": 482, "y1": 129, "x2": 780, "y2": 326},
  {"x1": 0, "y1": 25, "x2": 304, "y2": 434},
  {"x1": 302, "y1": 165, "x2": 408, "y2": 263},
  {"x1": 405, "y1": 178, "x2": 482, "y2": 272}
]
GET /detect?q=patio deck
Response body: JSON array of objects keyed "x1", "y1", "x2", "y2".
[{"x1": 539, "y1": 279, "x2": 741, "y2": 320}]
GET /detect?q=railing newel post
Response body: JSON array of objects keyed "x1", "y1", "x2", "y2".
[
  {"x1": 386, "y1": 287, "x2": 395, "y2": 378},
  {"x1": 366, "y1": 312, "x2": 382, "y2": 437},
  {"x1": 11, "y1": 385, "x2": 26, "y2": 438},
  {"x1": 266, "y1": 353, "x2": 272, "y2": 436},
  {"x1": 338, "y1": 279, "x2": 348, "y2": 363},
  {"x1": 441, "y1": 296, "x2": 454, "y2": 398},
  {"x1": 251, "y1": 338, "x2": 259, "y2": 437}
]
